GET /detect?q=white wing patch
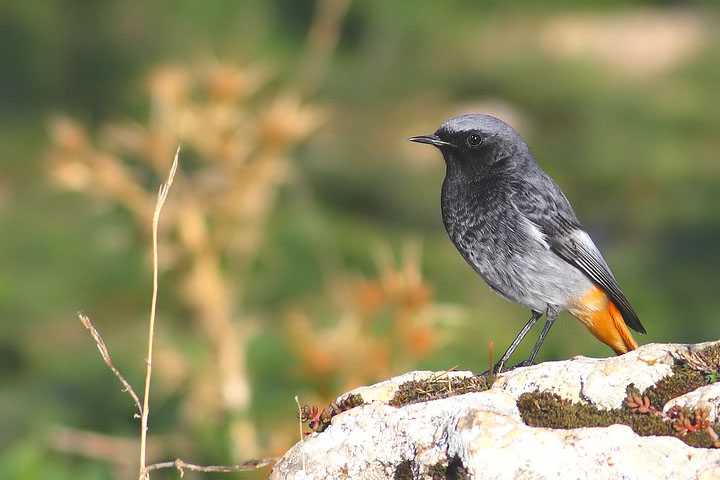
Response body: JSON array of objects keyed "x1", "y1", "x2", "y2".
[
  {"x1": 573, "y1": 229, "x2": 595, "y2": 248},
  {"x1": 522, "y1": 216, "x2": 550, "y2": 250},
  {"x1": 571, "y1": 229, "x2": 612, "y2": 270}
]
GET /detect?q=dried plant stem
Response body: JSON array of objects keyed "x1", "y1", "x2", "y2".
[
  {"x1": 139, "y1": 146, "x2": 179, "y2": 479},
  {"x1": 74, "y1": 147, "x2": 279, "y2": 477},
  {"x1": 78, "y1": 313, "x2": 142, "y2": 414},
  {"x1": 294, "y1": 395, "x2": 306, "y2": 471},
  {"x1": 142, "y1": 457, "x2": 279, "y2": 476}
]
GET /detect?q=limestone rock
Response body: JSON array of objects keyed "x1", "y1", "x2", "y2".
[
  {"x1": 271, "y1": 342, "x2": 720, "y2": 480},
  {"x1": 664, "y1": 382, "x2": 720, "y2": 422}
]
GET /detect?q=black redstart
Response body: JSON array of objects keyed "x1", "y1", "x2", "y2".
[{"x1": 409, "y1": 114, "x2": 646, "y2": 372}]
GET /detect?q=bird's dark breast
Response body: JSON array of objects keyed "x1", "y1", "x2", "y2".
[{"x1": 440, "y1": 174, "x2": 528, "y2": 296}]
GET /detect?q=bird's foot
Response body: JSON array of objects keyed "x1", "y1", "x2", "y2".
[{"x1": 491, "y1": 360, "x2": 506, "y2": 375}]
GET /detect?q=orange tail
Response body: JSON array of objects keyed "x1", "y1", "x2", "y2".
[{"x1": 569, "y1": 285, "x2": 639, "y2": 354}]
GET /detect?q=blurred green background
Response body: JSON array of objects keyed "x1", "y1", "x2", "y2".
[{"x1": 2, "y1": 0, "x2": 720, "y2": 478}]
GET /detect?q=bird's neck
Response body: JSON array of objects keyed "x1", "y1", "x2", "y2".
[{"x1": 442, "y1": 167, "x2": 510, "y2": 213}]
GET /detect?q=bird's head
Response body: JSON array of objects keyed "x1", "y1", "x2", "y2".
[{"x1": 409, "y1": 114, "x2": 532, "y2": 175}]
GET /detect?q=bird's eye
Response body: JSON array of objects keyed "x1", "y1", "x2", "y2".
[{"x1": 467, "y1": 133, "x2": 482, "y2": 147}]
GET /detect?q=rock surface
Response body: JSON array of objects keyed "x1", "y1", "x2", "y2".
[{"x1": 271, "y1": 342, "x2": 720, "y2": 480}]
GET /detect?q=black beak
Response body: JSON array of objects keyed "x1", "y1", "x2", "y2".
[{"x1": 408, "y1": 134, "x2": 454, "y2": 149}]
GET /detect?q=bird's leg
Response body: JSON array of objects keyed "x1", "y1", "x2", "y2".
[
  {"x1": 493, "y1": 310, "x2": 543, "y2": 373},
  {"x1": 523, "y1": 306, "x2": 559, "y2": 366}
]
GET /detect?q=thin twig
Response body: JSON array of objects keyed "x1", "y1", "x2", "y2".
[
  {"x1": 294, "y1": 395, "x2": 306, "y2": 471},
  {"x1": 142, "y1": 457, "x2": 279, "y2": 476},
  {"x1": 139, "y1": 146, "x2": 180, "y2": 479},
  {"x1": 294, "y1": 395, "x2": 304, "y2": 441},
  {"x1": 78, "y1": 312, "x2": 142, "y2": 414}
]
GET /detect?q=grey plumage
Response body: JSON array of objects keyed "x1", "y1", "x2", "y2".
[{"x1": 409, "y1": 114, "x2": 645, "y2": 371}]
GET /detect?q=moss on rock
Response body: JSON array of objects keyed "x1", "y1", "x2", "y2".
[
  {"x1": 517, "y1": 345, "x2": 720, "y2": 449},
  {"x1": 390, "y1": 375, "x2": 487, "y2": 407}
]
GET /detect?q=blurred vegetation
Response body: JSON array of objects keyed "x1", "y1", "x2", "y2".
[{"x1": 1, "y1": 0, "x2": 719, "y2": 478}]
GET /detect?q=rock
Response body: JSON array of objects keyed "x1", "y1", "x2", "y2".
[
  {"x1": 271, "y1": 342, "x2": 720, "y2": 480},
  {"x1": 664, "y1": 382, "x2": 720, "y2": 423}
]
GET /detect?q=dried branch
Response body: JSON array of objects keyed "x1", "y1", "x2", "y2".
[
  {"x1": 140, "y1": 146, "x2": 180, "y2": 479},
  {"x1": 78, "y1": 312, "x2": 142, "y2": 414},
  {"x1": 141, "y1": 457, "x2": 279, "y2": 477},
  {"x1": 49, "y1": 426, "x2": 278, "y2": 478}
]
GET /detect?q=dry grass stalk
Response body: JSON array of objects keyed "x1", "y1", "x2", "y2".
[
  {"x1": 78, "y1": 312, "x2": 142, "y2": 414},
  {"x1": 47, "y1": 59, "x2": 326, "y2": 460},
  {"x1": 139, "y1": 146, "x2": 179, "y2": 478},
  {"x1": 142, "y1": 457, "x2": 279, "y2": 477},
  {"x1": 72, "y1": 150, "x2": 278, "y2": 478},
  {"x1": 293, "y1": 395, "x2": 307, "y2": 472}
]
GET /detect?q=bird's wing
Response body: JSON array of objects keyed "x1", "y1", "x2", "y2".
[{"x1": 510, "y1": 179, "x2": 646, "y2": 334}]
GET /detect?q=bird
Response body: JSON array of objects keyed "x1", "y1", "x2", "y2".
[{"x1": 409, "y1": 114, "x2": 646, "y2": 373}]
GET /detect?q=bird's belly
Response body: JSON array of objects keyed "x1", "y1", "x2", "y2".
[{"x1": 452, "y1": 230, "x2": 593, "y2": 312}]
